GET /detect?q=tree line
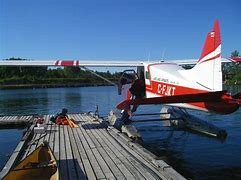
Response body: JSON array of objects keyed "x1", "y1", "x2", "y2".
[
  {"x1": 0, "y1": 58, "x2": 121, "y2": 88},
  {"x1": 223, "y1": 50, "x2": 241, "y2": 84}
]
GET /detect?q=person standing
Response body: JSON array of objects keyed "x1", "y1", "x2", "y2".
[{"x1": 129, "y1": 73, "x2": 145, "y2": 112}]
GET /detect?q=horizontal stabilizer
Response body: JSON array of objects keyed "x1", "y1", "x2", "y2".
[
  {"x1": 116, "y1": 91, "x2": 241, "y2": 110},
  {"x1": 227, "y1": 56, "x2": 241, "y2": 63}
]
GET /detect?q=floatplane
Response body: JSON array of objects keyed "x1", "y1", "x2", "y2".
[{"x1": 0, "y1": 20, "x2": 240, "y2": 138}]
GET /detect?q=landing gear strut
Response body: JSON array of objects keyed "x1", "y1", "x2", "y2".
[{"x1": 160, "y1": 106, "x2": 227, "y2": 139}]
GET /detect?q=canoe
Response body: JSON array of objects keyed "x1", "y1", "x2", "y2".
[{"x1": 3, "y1": 141, "x2": 59, "y2": 180}]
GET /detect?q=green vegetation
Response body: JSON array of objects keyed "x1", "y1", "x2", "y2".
[
  {"x1": 223, "y1": 50, "x2": 241, "y2": 85},
  {"x1": 0, "y1": 58, "x2": 121, "y2": 89}
]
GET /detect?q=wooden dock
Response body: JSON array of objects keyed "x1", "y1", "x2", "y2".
[
  {"x1": 0, "y1": 115, "x2": 33, "y2": 128},
  {"x1": 0, "y1": 113, "x2": 185, "y2": 180}
]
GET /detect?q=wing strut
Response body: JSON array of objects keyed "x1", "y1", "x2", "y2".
[{"x1": 81, "y1": 67, "x2": 117, "y2": 86}]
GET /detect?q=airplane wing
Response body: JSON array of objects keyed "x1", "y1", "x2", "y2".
[
  {"x1": 225, "y1": 57, "x2": 241, "y2": 63},
  {"x1": 0, "y1": 57, "x2": 239, "y2": 67},
  {"x1": 116, "y1": 91, "x2": 241, "y2": 110},
  {"x1": 167, "y1": 57, "x2": 241, "y2": 65},
  {"x1": 0, "y1": 60, "x2": 143, "y2": 67}
]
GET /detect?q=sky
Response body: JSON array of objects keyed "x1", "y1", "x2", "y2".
[{"x1": 0, "y1": 0, "x2": 241, "y2": 62}]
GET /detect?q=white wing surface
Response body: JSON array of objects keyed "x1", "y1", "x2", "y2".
[{"x1": 0, "y1": 57, "x2": 238, "y2": 67}]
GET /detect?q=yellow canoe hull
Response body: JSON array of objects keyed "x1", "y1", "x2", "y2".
[{"x1": 3, "y1": 141, "x2": 59, "y2": 180}]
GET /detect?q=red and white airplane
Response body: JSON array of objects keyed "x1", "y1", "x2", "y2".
[
  {"x1": 117, "y1": 20, "x2": 241, "y2": 114},
  {"x1": 0, "y1": 20, "x2": 240, "y2": 115}
]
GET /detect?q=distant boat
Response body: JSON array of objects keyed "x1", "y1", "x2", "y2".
[{"x1": 3, "y1": 141, "x2": 59, "y2": 180}]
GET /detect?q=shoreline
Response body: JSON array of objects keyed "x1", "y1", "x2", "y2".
[
  {"x1": 0, "y1": 83, "x2": 115, "y2": 90},
  {"x1": 0, "y1": 82, "x2": 240, "y2": 90}
]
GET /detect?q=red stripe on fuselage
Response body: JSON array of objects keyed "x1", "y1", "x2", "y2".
[
  {"x1": 146, "y1": 81, "x2": 207, "y2": 96},
  {"x1": 145, "y1": 81, "x2": 239, "y2": 114}
]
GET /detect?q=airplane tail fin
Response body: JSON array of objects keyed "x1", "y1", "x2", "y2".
[{"x1": 192, "y1": 20, "x2": 222, "y2": 91}]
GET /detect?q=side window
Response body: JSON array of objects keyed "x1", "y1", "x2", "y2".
[{"x1": 145, "y1": 71, "x2": 150, "y2": 79}]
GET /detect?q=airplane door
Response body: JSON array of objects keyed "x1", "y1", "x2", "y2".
[{"x1": 117, "y1": 70, "x2": 136, "y2": 101}]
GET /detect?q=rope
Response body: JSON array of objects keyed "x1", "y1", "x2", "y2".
[
  {"x1": 82, "y1": 66, "x2": 117, "y2": 86},
  {"x1": 28, "y1": 133, "x2": 47, "y2": 146}
]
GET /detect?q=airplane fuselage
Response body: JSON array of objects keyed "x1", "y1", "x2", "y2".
[{"x1": 143, "y1": 62, "x2": 239, "y2": 114}]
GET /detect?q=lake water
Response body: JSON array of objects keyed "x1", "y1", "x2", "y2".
[{"x1": 0, "y1": 86, "x2": 241, "y2": 179}]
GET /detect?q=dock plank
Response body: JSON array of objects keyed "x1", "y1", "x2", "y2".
[
  {"x1": 83, "y1": 115, "x2": 145, "y2": 179},
  {"x1": 91, "y1": 121, "x2": 144, "y2": 179},
  {"x1": 47, "y1": 116, "x2": 55, "y2": 150},
  {"x1": 71, "y1": 125, "x2": 96, "y2": 180},
  {"x1": 67, "y1": 126, "x2": 88, "y2": 180},
  {"x1": 64, "y1": 125, "x2": 78, "y2": 180},
  {"x1": 107, "y1": 127, "x2": 164, "y2": 180},
  {"x1": 43, "y1": 115, "x2": 51, "y2": 143},
  {"x1": 79, "y1": 117, "x2": 116, "y2": 179},
  {"x1": 59, "y1": 125, "x2": 68, "y2": 180},
  {"x1": 75, "y1": 115, "x2": 106, "y2": 179},
  {"x1": 54, "y1": 124, "x2": 60, "y2": 166},
  {"x1": 82, "y1": 116, "x2": 126, "y2": 180},
  {"x1": 95, "y1": 122, "x2": 158, "y2": 179}
]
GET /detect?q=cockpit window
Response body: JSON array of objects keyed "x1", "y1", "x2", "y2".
[{"x1": 145, "y1": 71, "x2": 150, "y2": 79}]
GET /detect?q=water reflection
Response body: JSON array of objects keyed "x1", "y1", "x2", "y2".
[{"x1": 0, "y1": 86, "x2": 122, "y2": 116}]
